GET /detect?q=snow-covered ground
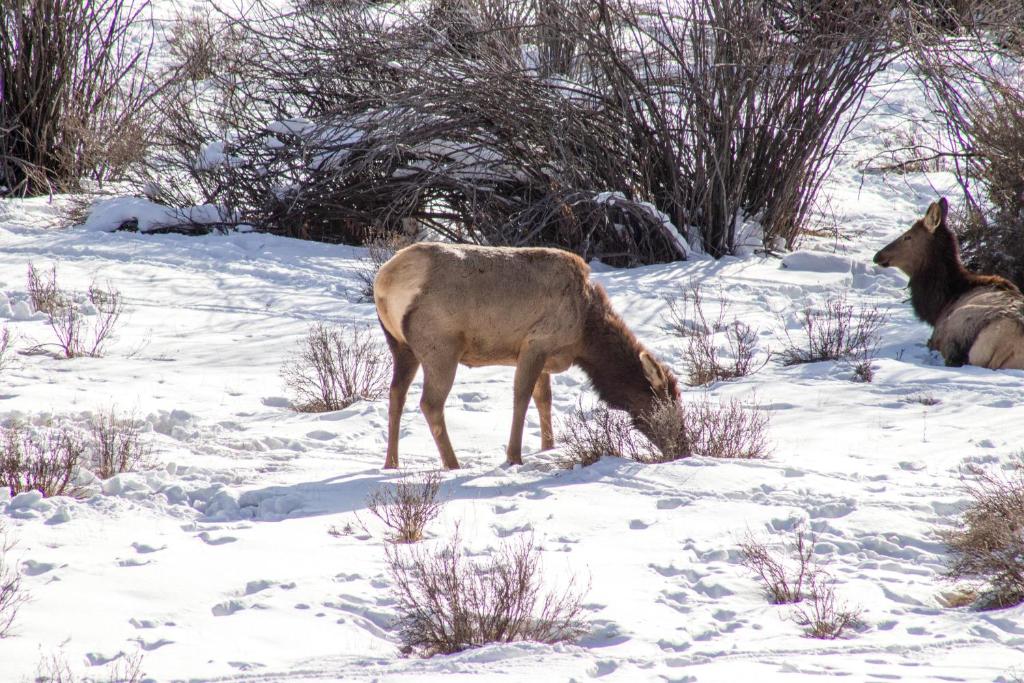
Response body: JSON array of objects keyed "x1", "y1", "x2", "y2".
[{"x1": 3, "y1": 30, "x2": 1024, "y2": 683}]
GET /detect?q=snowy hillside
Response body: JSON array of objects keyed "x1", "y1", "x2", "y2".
[{"x1": 2, "y1": 14, "x2": 1024, "y2": 683}]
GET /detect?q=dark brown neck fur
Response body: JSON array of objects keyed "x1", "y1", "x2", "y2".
[
  {"x1": 910, "y1": 224, "x2": 1019, "y2": 325},
  {"x1": 574, "y1": 285, "x2": 664, "y2": 416}
]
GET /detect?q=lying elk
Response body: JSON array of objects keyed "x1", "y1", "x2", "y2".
[
  {"x1": 374, "y1": 243, "x2": 681, "y2": 469},
  {"x1": 874, "y1": 197, "x2": 1024, "y2": 369}
]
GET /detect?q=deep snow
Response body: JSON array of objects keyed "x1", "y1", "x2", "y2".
[{"x1": 2, "y1": 30, "x2": 1024, "y2": 683}]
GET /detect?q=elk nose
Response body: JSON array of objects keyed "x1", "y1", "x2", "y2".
[{"x1": 873, "y1": 251, "x2": 888, "y2": 267}]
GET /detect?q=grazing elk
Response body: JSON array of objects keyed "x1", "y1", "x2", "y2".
[
  {"x1": 374, "y1": 243, "x2": 681, "y2": 469},
  {"x1": 874, "y1": 197, "x2": 1024, "y2": 369}
]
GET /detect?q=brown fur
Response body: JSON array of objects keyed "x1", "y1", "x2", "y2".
[
  {"x1": 374, "y1": 242, "x2": 681, "y2": 469},
  {"x1": 873, "y1": 198, "x2": 1024, "y2": 369}
]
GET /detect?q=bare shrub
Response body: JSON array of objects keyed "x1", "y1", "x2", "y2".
[
  {"x1": 739, "y1": 526, "x2": 817, "y2": 604},
  {"x1": 366, "y1": 472, "x2": 444, "y2": 544},
  {"x1": 908, "y1": 8, "x2": 1024, "y2": 288},
  {"x1": 88, "y1": 409, "x2": 150, "y2": 479},
  {"x1": 27, "y1": 263, "x2": 61, "y2": 316},
  {"x1": 34, "y1": 651, "x2": 145, "y2": 683},
  {"x1": 941, "y1": 466, "x2": 1024, "y2": 609},
  {"x1": 666, "y1": 284, "x2": 768, "y2": 385},
  {"x1": 282, "y1": 323, "x2": 391, "y2": 412},
  {"x1": 560, "y1": 395, "x2": 769, "y2": 466},
  {"x1": 793, "y1": 573, "x2": 864, "y2": 639},
  {"x1": 30, "y1": 263, "x2": 124, "y2": 358},
  {"x1": 0, "y1": 421, "x2": 85, "y2": 498},
  {"x1": 142, "y1": 0, "x2": 896, "y2": 261},
  {"x1": 386, "y1": 532, "x2": 587, "y2": 656},
  {"x1": 557, "y1": 402, "x2": 645, "y2": 467},
  {"x1": 0, "y1": 327, "x2": 11, "y2": 373},
  {"x1": 0, "y1": 523, "x2": 26, "y2": 638},
  {"x1": 166, "y1": 9, "x2": 219, "y2": 83},
  {"x1": 779, "y1": 295, "x2": 886, "y2": 371},
  {"x1": 639, "y1": 396, "x2": 770, "y2": 462},
  {"x1": 0, "y1": 0, "x2": 158, "y2": 196},
  {"x1": 357, "y1": 231, "x2": 416, "y2": 302}
]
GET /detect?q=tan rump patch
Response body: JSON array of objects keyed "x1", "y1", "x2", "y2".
[
  {"x1": 968, "y1": 319, "x2": 1024, "y2": 370},
  {"x1": 374, "y1": 248, "x2": 429, "y2": 345}
]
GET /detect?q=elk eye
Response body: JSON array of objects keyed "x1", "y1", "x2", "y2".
[{"x1": 903, "y1": 235, "x2": 912, "y2": 241}]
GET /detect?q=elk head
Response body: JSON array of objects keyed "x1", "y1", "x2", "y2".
[{"x1": 873, "y1": 198, "x2": 949, "y2": 278}]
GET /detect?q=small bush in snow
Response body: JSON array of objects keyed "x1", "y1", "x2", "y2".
[
  {"x1": 557, "y1": 402, "x2": 645, "y2": 467},
  {"x1": 0, "y1": 327, "x2": 11, "y2": 373},
  {"x1": 941, "y1": 465, "x2": 1024, "y2": 609},
  {"x1": 0, "y1": 421, "x2": 85, "y2": 498},
  {"x1": 666, "y1": 284, "x2": 767, "y2": 386},
  {"x1": 793, "y1": 573, "x2": 864, "y2": 639},
  {"x1": 357, "y1": 232, "x2": 417, "y2": 302},
  {"x1": 27, "y1": 263, "x2": 62, "y2": 316},
  {"x1": 29, "y1": 263, "x2": 125, "y2": 358},
  {"x1": 739, "y1": 526, "x2": 817, "y2": 604},
  {"x1": 282, "y1": 323, "x2": 391, "y2": 412},
  {"x1": 34, "y1": 651, "x2": 145, "y2": 683},
  {"x1": 386, "y1": 533, "x2": 587, "y2": 656},
  {"x1": 88, "y1": 409, "x2": 150, "y2": 480},
  {"x1": 641, "y1": 396, "x2": 770, "y2": 462},
  {"x1": 0, "y1": 523, "x2": 26, "y2": 639},
  {"x1": 559, "y1": 396, "x2": 769, "y2": 466},
  {"x1": 366, "y1": 472, "x2": 444, "y2": 544},
  {"x1": 779, "y1": 295, "x2": 886, "y2": 373}
]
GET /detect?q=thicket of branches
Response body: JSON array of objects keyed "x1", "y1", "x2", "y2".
[
  {"x1": 140, "y1": 0, "x2": 899, "y2": 262},
  {"x1": 909, "y1": 4, "x2": 1024, "y2": 287},
  {"x1": 0, "y1": 0, "x2": 157, "y2": 196}
]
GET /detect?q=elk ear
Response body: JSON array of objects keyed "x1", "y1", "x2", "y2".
[
  {"x1": 923, "y1": 198, "x2": 948, "y2": 232},
  {"x1": 640, "y1": 351, "x2": 667, "y2": 390}
]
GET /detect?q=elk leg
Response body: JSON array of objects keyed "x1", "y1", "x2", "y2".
[
  {"x1": 507, "y1": 348, "x2": 546, "y2": 466},
  {"x1": 383, "y1": 342, "x2": 420, "y2": 470},
  {"x1": 419, "y1": 351, "x2": 461, "y2": 470},
  {"x1": 532, "y1": 371, "x2": 554, "y2": 451}
]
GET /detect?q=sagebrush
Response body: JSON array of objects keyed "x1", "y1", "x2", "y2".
[
  {"x1": 941, "y1": 465, "x2": 1024, "y2": 609},
  {"x1": 793, "y1": 573, "x2": 864, "y2": 639},
  {"x1": 386, "y1": 533, "x2": 587, "y2": 656},
  {"x1": 29, "y1": 263, "x2": 124, "y2": 358}
]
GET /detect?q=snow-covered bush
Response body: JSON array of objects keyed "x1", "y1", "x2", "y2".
[
  {"x1": 0, "y1": 421, "x2": 85, "y2": 498},
  {"x1": 779, "y1": 295, "x2": 886, "y2": 375},
  {"x1": 666, "y1": 283, "x2": 768, "y2": 386},
  {"x1": 366, "y1": 472, "x2": 444, "y2": 544},
  {"x1": 386, "y1": 533, "x2": 587, "y2": 656},
  {"x1": 141, "y1": 0, "x2": 897, "y2": 260},
  {"x1": 281, "y1": 323, "x2": 390, "y2": 412},
  {"x1": 0, "y1": 0, "x2": 157, "y2": 196},
  {"x1": 942, "y1": 465, "x2": 1024, "y2": 609}
]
